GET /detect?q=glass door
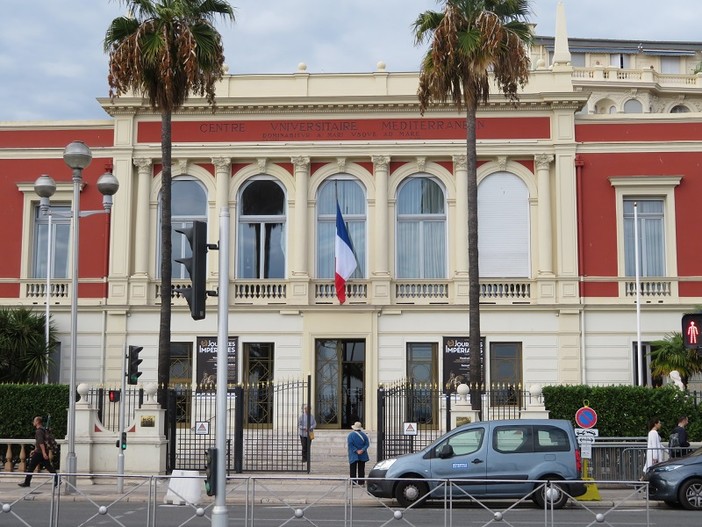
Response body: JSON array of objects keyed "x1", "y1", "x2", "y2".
[{"x1": 315, "y1": 339, "x2": 365, "y2": 428}]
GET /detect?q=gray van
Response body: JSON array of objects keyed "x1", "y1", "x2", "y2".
[{"x1": 367, "y1": 419, "x2": 585, "y2": 508}]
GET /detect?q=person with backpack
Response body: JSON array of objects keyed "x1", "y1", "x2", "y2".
[
  {"x1": 18, "y1": 416, "x2": 57, "y2": 488},
  {"x1": 669, "y1": 415, "x2": 691, "y2": 458},
  {"x1": 347, "y1": 421, "x2": 370, "y2": 486}
]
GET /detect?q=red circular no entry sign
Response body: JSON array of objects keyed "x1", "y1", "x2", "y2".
[{"x1": 575, "y1": 406, "x2": 598, "y2": 429}]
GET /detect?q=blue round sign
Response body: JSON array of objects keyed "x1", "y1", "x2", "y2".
[{"x1": 575, "y1": 406, "x2": 598, "y2": 429}]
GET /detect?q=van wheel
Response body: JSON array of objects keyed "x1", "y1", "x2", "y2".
[
  {"x1": 678, "y1": 478, "x2": 702, "y2": 510},
  {"x1": 532, "y1": 480, "x2": 569, "y2": 509},
  {"x1": 395, "y1": 480, "x2": 428, "y2": 508}
]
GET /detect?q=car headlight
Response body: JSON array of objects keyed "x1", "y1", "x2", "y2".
[
  {"x1": 373, "y1": 458, "x2": 397, "y2": 471},
  {"x1": 654, "y1": 464, "x2": 684, "y2": 472}
]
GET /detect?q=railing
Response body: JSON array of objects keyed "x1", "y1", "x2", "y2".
[
  {"x1": 0, "y1": 439, "x2": 59, "y2": 473},
  {"x1": 394, "y1": 281, "x2": 449, "y2": 303},
  {"x1": 624, "y1": 280, "x2": 672, "y2": 297},
  {"x1": 0, "y1": 473, "x2": 653, "y2": 527},
  {"x1": 480, "y1": 280, "x2": 532, "y2": 302},
  {"x1": 21, "y1": 279, "x2": 72, "y2": 302},
  {"x1": 314, "y1": 280, "x2": 368, "y2": 303},
  {"x1": 572, "y1": 66, "x2": 702, "y2": 88},
  {"x1": 233, "y1": 280, "x2": 287, "y2": 303}
]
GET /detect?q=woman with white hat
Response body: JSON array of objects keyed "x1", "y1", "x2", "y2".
[{"x1": 347, "y1": 421, "x2": 370, "y2": 485}]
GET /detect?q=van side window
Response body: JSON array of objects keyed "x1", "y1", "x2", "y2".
[
  {"x1": 444, "y1": 427, "x2": 485, "y2": 456},
  {"x1": 494, "y1": 425, "x2": 533, "y2": 453},
  {"x1": 534, "y1": 426, "x2": 570, "y2": 452}
]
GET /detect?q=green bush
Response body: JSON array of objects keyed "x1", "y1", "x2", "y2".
[
  {"x1": 543, "y1": 384, "x2": 702, "y2": 440},
  {"x1": 0, "y1": 384, "x2": 69, "y2": 439}
]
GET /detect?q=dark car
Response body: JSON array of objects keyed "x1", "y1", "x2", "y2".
[{"x1": 643, "y1": 447, "x2": 702, "y2": 510}]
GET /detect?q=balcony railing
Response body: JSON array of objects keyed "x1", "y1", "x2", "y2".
[
  {"x1": 624, "y1": 279, "x2": 672, "y2": 297},
  {"x1": 480, "y1": 280, "x2": 532, "y2": 302},
  {"x1": 395, "y1": 280, "x2": 450, "y2": 304},
  {"x1": 22, "y1": 280, "x2": 71, "y2": 302},
  {"x1": 572, "y1": 67, "x2": 702, "y2": 88}
]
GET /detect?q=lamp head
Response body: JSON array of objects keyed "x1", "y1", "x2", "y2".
[
  {"x1": 34, "y1": 174, "x2": 57, "y2": 199},
  {"x1": 97, "y1": 169, "x2": 119, "y2": 212},
  {"x1": 63, "y1": 141, "x2": 92, "y2": 170}
]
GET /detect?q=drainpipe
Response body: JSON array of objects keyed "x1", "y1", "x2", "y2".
[{"x1": 575, "y1": 155, "x2": 587, "y2": 384}]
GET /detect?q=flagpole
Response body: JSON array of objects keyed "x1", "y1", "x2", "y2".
[{"x1": 634, "y1": 202, "x2": 643, "y2": 386}]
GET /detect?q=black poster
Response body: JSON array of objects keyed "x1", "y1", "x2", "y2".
[
  {"x1": 196, "y1": 336, "x2": 238, "y2": 389},
  {"x1": 442, "y1": 336, "x2": 485, "y2": 394}
]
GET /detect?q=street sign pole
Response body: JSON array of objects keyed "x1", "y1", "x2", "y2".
[{"x1": 211, "y1": 209, "x2": 229, "y2": 527}]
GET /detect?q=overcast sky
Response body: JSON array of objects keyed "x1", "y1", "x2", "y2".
[{"x1": 0, "y1": 0, "x2": 698, "y2": 122}]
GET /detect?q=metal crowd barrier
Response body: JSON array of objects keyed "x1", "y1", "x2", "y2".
[{"x1": 0, "y1": 472, "x2": 651, "y2": 527}]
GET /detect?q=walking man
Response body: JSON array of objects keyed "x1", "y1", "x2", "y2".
[{"x1": 18, "y1": 416, "x2": 57, "y2": 488}]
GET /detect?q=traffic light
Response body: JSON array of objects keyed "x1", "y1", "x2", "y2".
[
  {"x1": 205, "y1": 448, "x2": 217, "y2": 496},
  {"x1": 121, "y1": 432, "x2": 127, "y2": 450},
  {"x1": 127, "y1": 345, "x2": 143, "y2": 385},
  {"x1": 682, "y1": 313, "x2": 702, "y2": 349},
  {"x1": 108, "y1": 389, "x2": 121, "y2": 402},
  {"x1": 175, "y1": 220, "x2": 208, "y2": 320}
]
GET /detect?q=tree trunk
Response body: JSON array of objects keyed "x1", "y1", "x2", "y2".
[
  {"x1": 466, "y1": 102, "x2": 482, "y2": 412},
  {"x1": 158, "y1": 111, "x2": 173, "y2": 407}
]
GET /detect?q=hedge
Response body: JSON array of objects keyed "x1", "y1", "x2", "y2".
[
  {"x1": 542, "y1": 384, "x2": 701, "y2": 440},
  {"x1": 0, "y1": 384, "x2": 69, "y2": 439}
]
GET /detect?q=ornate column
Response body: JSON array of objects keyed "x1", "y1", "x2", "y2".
[
  {"x1": 292, "y1": 156, "x2": 310, "y2": 277},
  {"x1": 133, "y1": 158, "x2": 152, "y2": 276},
  {"x1": 372, "y1": 155, "x2": 390, "y2": 276},
  {"x1": 453, "y1": 155, "x2": 469, "y2": 277},
  {"x1": 535, "y1": 154, "x2": 554, "y2": 275}
]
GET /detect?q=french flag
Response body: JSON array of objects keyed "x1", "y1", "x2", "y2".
[{"x1": 335, "y1": 203, "x2": 358, "y2": 304}]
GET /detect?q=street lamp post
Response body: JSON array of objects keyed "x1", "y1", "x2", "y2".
[{"x1": 34, "y1": 141, "x2": 119, "y2": 489}]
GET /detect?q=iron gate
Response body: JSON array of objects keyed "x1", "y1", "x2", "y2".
[
  {"x1": 167, "y1": 376, "x2": 310, "y2": 473},
  {"x1": 376, "y1": 380, "x2": 450, "y2": 462}
]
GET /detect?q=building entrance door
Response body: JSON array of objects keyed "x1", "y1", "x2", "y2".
[{"x1": 315, "y1": 339, "x2": 365, "y2": 429}]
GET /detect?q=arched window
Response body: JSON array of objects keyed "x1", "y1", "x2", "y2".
[
  {"x1": 623, "y1": 99, "x2": 643, "y2": 113},
  {"x1": 671, "y1": 105, "x2": 690, "y2": 113},
  {"x1": 237, "y1": 178, "x2": 286, "y2": 279},
  {"x1": 396, "y1": 176, "x2": 446, "y2": 278},
  {"x1": 478, "y1": 172, "x2": 529, "y2": 277},
  {"x1": 158, "y1": 177, "x2": 208, "y2": 278},
  {"x1": 316, "y1": 178, "x2": 365, "y2": 278}
]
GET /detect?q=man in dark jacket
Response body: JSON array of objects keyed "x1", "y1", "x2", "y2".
[
  {"x1": 18, "y1": 416, "x2": 57, "y2": 488},
  {"x1": 670, "y1": 415, "x2": 691, "y2": 458}
]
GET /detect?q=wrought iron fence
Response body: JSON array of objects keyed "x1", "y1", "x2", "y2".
[
  {"x1": 84, "y1": 387, "x2": 144, "y2": 432},
  {"x1": 377, "y1": 381, "x2": 450, "y2": 462}
]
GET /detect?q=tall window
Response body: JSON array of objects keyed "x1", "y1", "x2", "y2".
[
  {"x1": 158, "y1": 178, "x2": 208, "y2": 278},
  {"x1": 316, "y1": 178, "x2": 365, "y2": 278},
  {"x1": 396, "y1": 176, "x2": 446, "y2": 278},
  {"x1": 490, "y1": 342, "x2": 522, "y2": 406},
  {"x1": 170, "y1": 342, "x2": 193, "y2": 427},
  {"x1": 478, "y1": 173, "x2": 529, "y2": 277},
  {"x1": 624, "y1": 199, "x2": 665, "y2": 277},
  {"x1": 407, "y1": 342, "x2": 438, "y2": 426},
  {"x1": 238, "y1": 179, "x2": 286, "y2": 279},
  {"x1": 244, "y1": 343, "x2": 274, "y2": 425},
  {"x1": 33, "y1": 205, "x2": 71, "y2": 278}
]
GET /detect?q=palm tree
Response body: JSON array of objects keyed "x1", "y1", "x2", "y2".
[
  {"x1": 413, "y1": 0, "x2": 532, "y2": 410},
  {"x1": 650, "y1": 332, "x2": 702, "y2": 389},
  {"x1": 105, "y1": 0, "x2": 234, "y2": 403},
  {"x1": 0, "y1": 307, "x2": 56, "y2": 383}
]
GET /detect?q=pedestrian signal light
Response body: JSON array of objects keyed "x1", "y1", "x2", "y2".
[
  {"x1": 121, "y1": 432, "x2": 127, "y2": 450},
  {"x1": 127, "y1": 345, "x2": 143, "y2": 385},
  {"x1": 108, "y1": 389, "x2": 121, "y2": 402},
  {"x1": 682, "y1": 313, "x2": 702, "y2": 350},
  {"x1": 205, "y1": 448, "x2": 217, "y2": 496}
]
